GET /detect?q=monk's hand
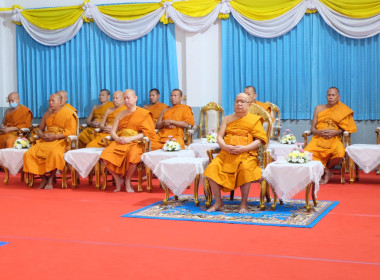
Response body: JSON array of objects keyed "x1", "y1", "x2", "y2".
[
  {"x1": 91, "y1": 121, "x2": 100, "y2": 128},
  {"x1": 118, "y1": 136, "x2": 133, "y2": 144},
  {"x1": 163, "y1": 120, "x2": 172, "y2": 127},
  {"x1": 103, "y1": 125, "x2": 112, "y2": 133},
  {"x1": 42, "y1": 133, "x2": 57, "y2": 142}
]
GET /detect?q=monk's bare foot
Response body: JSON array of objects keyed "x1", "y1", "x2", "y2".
[
  {"x1": 38, "y1": 176, "x2": 47, "y2": 189},
  {"x1": 44, "y1": 182, "x2": 54, "y2": 190},
  {"x1": 113, "y1": 176, "x2": 124, "y2": 192},
  {"x1": 125, "y1": 181, "x2": 134, "y2": 193},
  {"x1": 238, "y1": 206, "x2": 249, "y2": 214},
  {"x1": 320, "y1": 169, "x2": 333, "y2": 185},
  {"x1": 206, "y1": 203, "x2": 225, "y2": 212}
]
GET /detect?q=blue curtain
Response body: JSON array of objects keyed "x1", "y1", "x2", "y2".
[
  {"x1": 222, "y1": 13, "x2": 380, "y2": 120},
  {"x1": 16, "y1": 22, "x2": 178, "y2": 118}
]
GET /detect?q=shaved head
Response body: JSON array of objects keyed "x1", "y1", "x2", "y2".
[
  {"x1": 244, "y1": 86, "x2": 257, "y2": 103},
  {"x1": 124, "y1": 89, "x2": 138, "y2": 108},
  {"x1": 8, "y1": 92, "x2": 19, "y2": 100},
  {"x1": 56, "y1": 90, "x2": 68, "y2": 104}
]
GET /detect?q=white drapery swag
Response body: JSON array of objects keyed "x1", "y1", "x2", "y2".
[
  {"x1": 11, "y1": 8, "x2": 84, "y2": 46},
  {"x1": 6, "y1": 0, "x2": 380, "y2": 46}
]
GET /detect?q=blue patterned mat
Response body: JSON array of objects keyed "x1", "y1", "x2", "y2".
[
  {"x1": 122, "y1": 195, "x2": 339, "y2": 228},
  {"x1": 0, "y1": 241, "x2": 9, "y2": 247}
]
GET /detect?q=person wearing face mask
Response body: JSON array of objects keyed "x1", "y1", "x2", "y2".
[
  {"x1": 143, "y1": 88, "x2": 168, "y2": 125},
  {"x1": 0, "y1": 92, "x2": 33, "y2": 149},
  {"x1": 156, "y1": 89, "x2": 195, "y2": 149}
]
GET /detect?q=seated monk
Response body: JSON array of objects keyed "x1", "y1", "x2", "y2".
[
  {"x1": 244, "y1": 86, "x2": 271, "y2": 116},
  {"x1": 0, "y1": 92, "x2": 32, "y2": 149},
  {"x1": 100, "y1": 89, "x2": 161, "y2": 193},
  {"x1": 143, "y1": 88, "x2": 169, "y2": 125},
  {"x1": 86, "y1": 91, "x2": 126, "y2": 147},
  {"x1": 23, "y1": 93, "x2": 77, "y2": 190},
  {"x1": 305, "y1": 87, "x2": 357, "y2": 184},
  {"x1": 203, "y1": 93, "x2": 267, "y2": 213},
  {"x1": 156, "y1": 89, "x2": 195, "y2": 149},
  {"x1": 78, "y1": 89, "x2": 114, "y2": 148}
]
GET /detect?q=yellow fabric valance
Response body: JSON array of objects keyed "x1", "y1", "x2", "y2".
[
  {"x1": 172, "y1": 0, "x2": 220, "y2": 17},
  {"x1": 20, "y1": 5, "x2": 84, "y2": 30},
  {"x1": 98, "y1": 3, "x2": 162, "y2": 21},
  {"x1": 230, "y1": 0, "x2": 303, "y2": 21},
  {"x1": 320, "y1": 0, "x2": 380, "y2": 18}
]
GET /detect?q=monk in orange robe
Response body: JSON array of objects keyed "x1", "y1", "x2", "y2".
[
  {"x1": 86, "y1": 91, "x2": 126, "y2": 147},
  {"x1": 156, "y1": 89, "x2": 195, "y2": 149},
  {"x1": 0, "y1": 92, "x2": 32, "y2": 149},
  {"x1": 244, "y1": 86, "x2": 271, "y2": 116},
  {"x1": 305, "y1": 87, "x2": 357, "y2": 184},
  {"x1": 100, "y1": 89, "x2": 161, "y2": 192},
  {"x1": 143, "y1": 88, "x2": 168, "y2": 124},
  {"x1": 203, "y1": 93, "x2": 267, "y2": 213},
  {"x1": 23, "y1": 93, "x2": 77, "y2": 190},
  {"x1": 78, "y1": 89, "x2": 113, "y2": 148}
]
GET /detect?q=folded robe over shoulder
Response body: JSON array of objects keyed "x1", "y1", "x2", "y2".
[{"x1": 203, "y1": 113, "x2": 267, "y2": 192}]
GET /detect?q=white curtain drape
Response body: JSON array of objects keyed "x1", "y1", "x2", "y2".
[{"x1": 4, "y1": 0, "x2": 380, "y2": 46}]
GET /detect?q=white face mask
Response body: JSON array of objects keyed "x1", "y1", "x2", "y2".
[{"x1": 9, "y1": 102, "x2": 18, "y2": 108}]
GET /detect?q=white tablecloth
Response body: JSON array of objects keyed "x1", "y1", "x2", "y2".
[
  {"x1": 141, "y1": 149, "x2": 195, "y2": 172},
  {"x1": 0, "y1": 148, "x2": 28, "y2": 176},
  {"x1": 64, "y1": 148, "x2": 104, "y2": 178},
  {"x1": 187, "y1": 138, "x2": 219, "y2": 158},
  {"x1": 267, "y1": 142, "x2": 303, "y2": 160},
  {"x1": 346, "y1": 144, "x2": 380, "y2": 173},
  {"x1": 153, "y1": 157, "x2": 209, "y2": 196},
  {"x1": 262, "y1": 160, "x2": 324, "y2": 200}
]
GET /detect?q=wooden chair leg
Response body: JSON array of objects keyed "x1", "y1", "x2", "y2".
[
  {"x1": 94, "y1": 162, "x2": 100, "y2": 190},
  {"x1": 70, "y1": 165, "x2": 77, "y2": 189},
  {"x1": 230, "y1": 190, "x2": 234, "y2": 201},
  {"x1": 203, "y1": 178, "x2": 212, "y2": 207},
  {"x1": 101, "y1": 163, "x2": 107, "y2": 191},
  {"x1": 3, "y1": 167, "x2": 9, "y2": 184},
  {"x1": 21, "y1": 170, "x2": 24, "y2": 183},
  {"x1": 28, "y1": 173, "x2": 34, "y2": 187},
  {"x1": 193, "y1": 174, "x2": 200, "y2": 206},
  {"x1": 146, "y1": 166, "x2": 152, "y2": 193},
  {"x1": 162, "y1": 183, "x2": 170, "y2": 205},
  {"x1": 349, "y1": 157, "x2": 355, "y2": 184},
  {"x1": 311, "y1": 183, "x2": 318, "y2": 207},
  {"x1": 340, "y1": 159, "x2": 345, "y2": 184},
  {"x1": 137, "y1": 162, "x2": 143, "y2": 192},
  {"x1": 62, "y1": 164, "x2": 68, "y2": 189},
  {"x1": 259, "y1": 180, "x2": 266, "y2": 211},
  {"x1": 270, "y1": 184, "x2": 278, "y2": 210},
  {"x1": 305, "y1": 183, "x2": 312, "y2": 213}
]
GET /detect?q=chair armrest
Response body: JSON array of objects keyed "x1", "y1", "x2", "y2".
[
  {"x1": 101, "y1": 135, "x2": 112, "y2": 147},
  {"x1": 302, "y1": 130, "x2": 311, "y2": 147},
  {"x1": 81, "y1": 124, "x2": 87, "y2": 128},
  {"x1": 66, "y1": 135, "x2": 78, "y2": 150},
  {"x1": 19, "y1": 128, "x2": 30, "y2": 133},
  {"x1": 206, "y1": 148, "x2": 221, "y2": 163},
  {"x1": 32, "y1": 123, "x2": 39, "y2": 128},
  {"x1": 376, "y1": 127, "x2": 380, "y2": 144}
]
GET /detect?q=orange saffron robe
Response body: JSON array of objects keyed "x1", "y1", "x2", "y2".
[
  {"x1": 157, "y1": 104, "x2": 195, "y2": 149},
  {"x1": 305, "y1": 101, "x2": 357, "y2": 167},
  {"x1": 86, "y1": 105, "x2": 127, "y2": 148},
  {"x1": 145, "y1": 102, "x2": 169, "y2": 124},
  {"x1": 23, "y1": 107, "x2": 77, "y2": 175},
  {"x1": 64, "y1": 103, "x2": 77, "y2": 114},
  {"x1": 203, "y1": 114, "x2": 267, "y2": 192},
  {"x1": 78, "y1": 101, "x2": 114, "y2": 148},
  {"x1": 0, "y1": 105, "x2": 32, "y2": 149},
  {"x1": 100, "y1": 107, "x2": 161, "y2": 176}
]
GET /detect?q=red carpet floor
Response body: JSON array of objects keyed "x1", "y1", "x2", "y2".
[{"x1": 0, "y1": 171, "x2": 379, "y2": 280}]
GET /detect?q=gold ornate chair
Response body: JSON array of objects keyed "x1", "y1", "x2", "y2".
[
  {"x1": 100, "y1": 136, "x2": 151, "y2": 192},
  {"x1": 302, "y1": 130, "x2": 351, "y2": 184},
  {"x1": 198, "y1": 102, "x2": 224, "y2": 139},
  {"x1": 265, "y1": 102, "x2": 281, "y2": 142},
  {"x1": 203, "y1": 103, "x2": 273, "y2": 210}
]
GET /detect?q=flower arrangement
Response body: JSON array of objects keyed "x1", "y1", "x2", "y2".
[
  {"x1": 280, "y1": 129, "x2": 297, "y2": 144},
  {"x1": 287, "y1": 143, "x2": 311, "y2": 164},
  {"x1": 14, "y1": 136, "x2": 30, "y2": 149},
  {"x1": 206, "y1": 129, "x2": 217, "y2": 143},
  {"x1": 163, "y1": 135, "x2": 181, "y2": 151}
]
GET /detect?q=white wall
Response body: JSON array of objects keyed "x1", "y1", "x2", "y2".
[{"x1": 0, "y1": 0, "x2": 222, "y2": 109}]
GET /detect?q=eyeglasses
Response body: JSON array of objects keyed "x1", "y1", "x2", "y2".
[{"x1": 235, "y1": 100, "x2": 249, "y2": 104}]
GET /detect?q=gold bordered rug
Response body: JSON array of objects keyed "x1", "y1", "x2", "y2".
[{"x1": 122, "y1": 195, "x2": 339, "y2": 228}]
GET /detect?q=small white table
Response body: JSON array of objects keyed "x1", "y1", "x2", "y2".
[
  {"x1": 262, "y1": 160, "x2": 324, "y2": 212},
  {"x1": 187, "y1": 138, "x2": 219, "y2": 158},
  {"x1": 0, "y1": 148, "x2": 28, "y2": 184},
  {"x1": 346, "y1": 144, "x2": 380, "y2": 183},
  {"x1": 141, "y1": 149, "x2": 196, "y2": 192},
  {"x1": 64, "y1": 148, "x2": 104, "y2": 188},
  {"x1": 267, "y1": 142, "x2": 303, "y2": 161},
  {"x1": 153, "y1": 157, "x2": 209, "y2": 205}
]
